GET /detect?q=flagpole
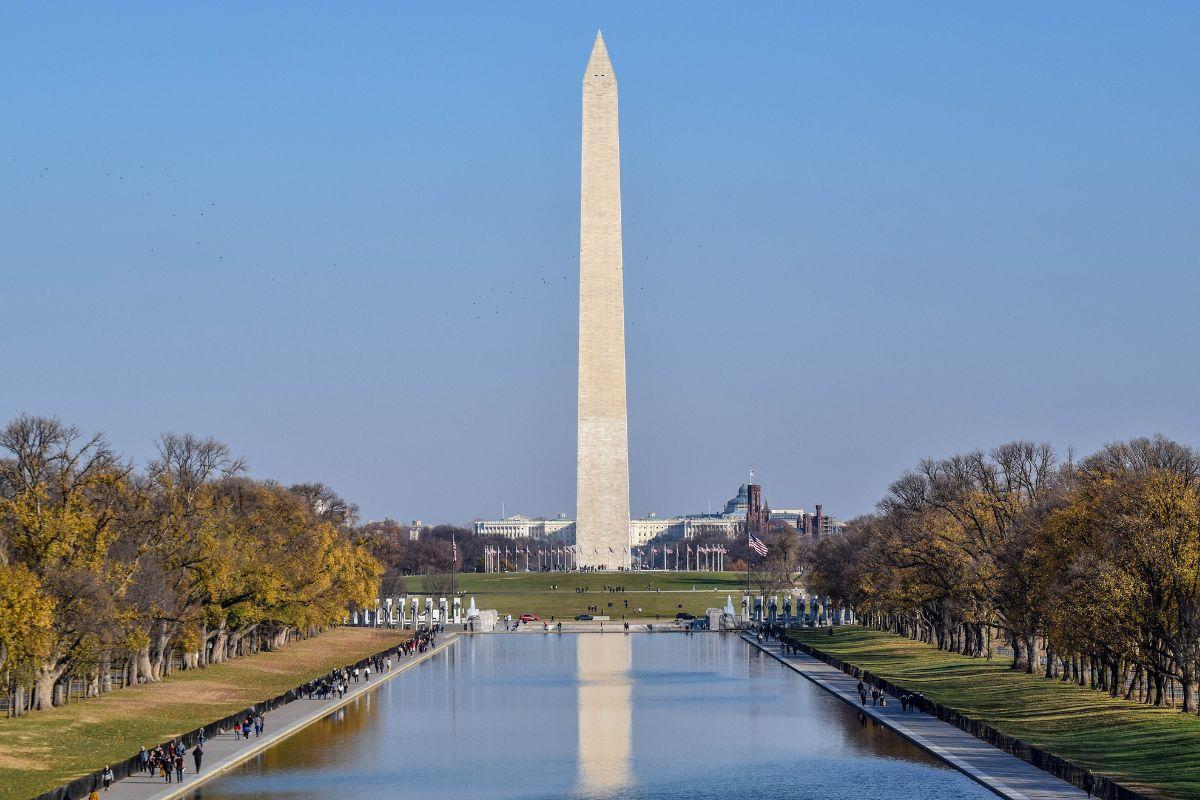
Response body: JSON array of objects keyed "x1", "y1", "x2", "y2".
[{"x1": 746, "y1": 523, "x2": 751, "y2": 621}]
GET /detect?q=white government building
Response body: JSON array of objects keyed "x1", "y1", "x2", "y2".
[{"x1": 473, "y1": 483, "x2": 843, "y2": 545}]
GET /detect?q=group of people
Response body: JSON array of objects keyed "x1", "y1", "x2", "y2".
[
  {"x1": 858, "y1": 681, "x2": 887, "y2": 707},
  {"x1": 86, "y1": 630, "x2": 442, "y2": 798},
  {"x1": 299, "y1": 628, "x2": 439, "y2": 702},
  {"x1": 132, "y1": 738, "x2": 203, "y2": 785},
  {"x1": 853, "y1": 679, "x2": 922, "y2": 712},
  {"x1": 753, "y1": 624, "x2": 925, "y2": 716},
  {"x1": 302, "y1": 671, "x2": 349, "y2": 700},
  {"x1": 232, "y1": 712, "x2": 266, "y2": 739},
  {"x1": 90, "y1": 719, "x2": 208, "y2": 795},
  {"x1": 757, "y1": 623, "x2": 789, "y2": 640},
  {"x1": 399, "y1": 627, "x2": 439, "y2": 655}
]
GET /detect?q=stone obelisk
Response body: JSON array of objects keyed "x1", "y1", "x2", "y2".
[{"x1": 576, "y1": 31, "x2": 630, "y2": 571}]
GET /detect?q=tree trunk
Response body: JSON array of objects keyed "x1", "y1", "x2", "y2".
[
  {"x1": 271, "y1": 627, "x2": 290, "y2": 650},
  {"x1": 1125, "y1": 664, "x2": 1141, "y2": 700},
  {"x1": 136, "y1": 644, "x2": 156, "y2": 683},
  {"x1": 1152, "y1": 671, "x2": 1166, "y2": 706},
  {"x1": 99, "y1": 651, "x2": 113, "y2": 695},
  {"x1": 150, "y1": 619, "x2": 172, "y2": 681},
  {"x1": 209, "y1": 622, "x2": 229, "y2": 665},
  {"x1": 33, "y1": 662, "x2": 66, "y2": 710}
]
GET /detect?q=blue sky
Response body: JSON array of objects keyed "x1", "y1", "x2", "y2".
[{"x1": 2, "y1": 3, "x2": 1198, "y2": 524}]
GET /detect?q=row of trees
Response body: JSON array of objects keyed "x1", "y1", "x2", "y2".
[
  {"x1": 807, "y1": 436, "x2": 1200, "y2": 713},
  {"x1": 0, "y1": 415, "x2": 381, "y2": 715}
]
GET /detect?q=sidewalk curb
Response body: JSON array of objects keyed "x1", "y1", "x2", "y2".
[
  {"x1": 104, "y1": 634, "x2": 458, "y2": 800},
  {"x1": 742, "y1": 634, "x2": 1080, "y2": 800}
]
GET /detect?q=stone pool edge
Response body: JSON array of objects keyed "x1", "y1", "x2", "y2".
[
  {"x1": 741, "y1": 634, "x2": 1093, "y2": 800},
  {"x1": 77, "y1": 634, "x2": 460, "y2": 800}
]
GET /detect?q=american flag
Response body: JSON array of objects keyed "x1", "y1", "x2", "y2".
[{"x1": 749, "y1": 535, "x2": 769, "y2": 557}]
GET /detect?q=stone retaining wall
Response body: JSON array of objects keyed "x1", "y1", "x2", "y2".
[
  {"x1": 779, "y1": 634, "x2": 1149, "y2": 800},
  {"x1": 32, "y1": 639, "x2": 417, "y2": 800}
]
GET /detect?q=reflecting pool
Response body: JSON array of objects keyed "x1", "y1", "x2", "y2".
[{"x1": 186, "y1": 634, "x2": 992, "y2": 800}]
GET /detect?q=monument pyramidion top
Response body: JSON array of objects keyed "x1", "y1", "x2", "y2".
[{"x1": 584, "y1": 30, "x2": 615, "y2": 83}]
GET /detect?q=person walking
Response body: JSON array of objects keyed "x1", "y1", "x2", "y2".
[
  {"x1": 174, "y1": 753, "x2": 184, "y2": 783},
  {"x1": 88, "y1": 786, "x2": 100, "y2": 800},
  {"x1": 101, "y1": 766, "x2": 114, "y2": 791},
  {"x1": 138, "y1": 746, "x2": 149, "y2": 774},
  {"x1": 193, "y1": 743, "x2": 204, "y2": 775},
  {"x1": 255, "y1": 713, "x2": 265, "y2": 737}
]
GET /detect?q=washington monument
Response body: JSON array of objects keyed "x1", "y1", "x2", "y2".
[{"x1": 576, "y1": 31, "x2": 631, "y2": 571}]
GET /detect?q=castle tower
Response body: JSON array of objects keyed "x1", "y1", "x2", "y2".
[{"x1": 576, "y1": 32, "x2": 631, "y2": 570}]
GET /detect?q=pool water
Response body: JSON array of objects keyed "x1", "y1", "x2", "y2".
[{"x1": 185, "y1": 633, "x2": 992, "y2": 800}]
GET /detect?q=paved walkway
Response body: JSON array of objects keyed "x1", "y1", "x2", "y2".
[
  {"x1": 743, "y1": 635, "x2": 1089, "y2": 800},
  {"x1": 98, "y1": 634, "x2": 459, "y2": 800}
]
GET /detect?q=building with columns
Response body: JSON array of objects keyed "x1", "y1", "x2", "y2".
[{"x1": 472, "y1": 482, "x2": 843, "y2": 545}]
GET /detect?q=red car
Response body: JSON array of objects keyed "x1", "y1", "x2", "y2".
[{"x1": 519, "y1": 613, "x2": 541, "y2": 623}]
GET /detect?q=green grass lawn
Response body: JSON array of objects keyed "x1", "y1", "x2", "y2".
[
  {"x1": 437, "y1": 571, "x2": 748, "y2": 619},
  {"x1": 0, "y1": 627, "x2": 408, "y2": 800},
  {"x1": 450, "y1": 570, "x2": 748, "y2": 593},
  {"x1": 790, "y1": 627, "x2": 1200, "y2": 800}
]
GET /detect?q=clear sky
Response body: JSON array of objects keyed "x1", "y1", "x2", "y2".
[{"x1": 3, "y1": 3, "x2": 1198, "y2": 525}]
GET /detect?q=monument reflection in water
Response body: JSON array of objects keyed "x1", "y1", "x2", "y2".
[
  {"x1": 576, "y1": 634, "x2": 632, "y2": 793},
  {"x1": 183, "y1": 634, "x2": 994, "y2": 800}
]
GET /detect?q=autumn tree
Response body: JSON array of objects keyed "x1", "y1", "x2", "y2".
[
  {"x1": 0, "y1": 415, "x2": 132, "y2": 709},
  {"x1": 0, "y1": 415, "x2": 384, "y2": 713}
]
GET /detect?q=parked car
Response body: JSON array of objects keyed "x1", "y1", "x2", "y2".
[
  {"x1": 574, "y1": 613, "x2": 594, "y2": 621},
  {"x1": 519, "y1": 613, "x2": 541, "y2": 623},
  {"x1": 675, "y1": 612, "x2": 696, "y2": 621}
]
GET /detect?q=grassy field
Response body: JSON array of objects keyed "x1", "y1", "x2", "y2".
[
  {"x1": 439, "y1": 571, "x2": 749, "y2": 619},
  {"x1": 0, "y1": 627, "x2": 407, "y2": 800},
  {"x1": 790, "y1": 627, "x2": 1200, "y2": 800}
]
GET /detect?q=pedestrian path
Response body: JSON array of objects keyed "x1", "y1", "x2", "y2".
[
  {"x1": 744, "y1": 635, "x2": 1089, "y2": 800},
  {"x1": 98, "y1": 634, "x2": 459, "y2": 800}
]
